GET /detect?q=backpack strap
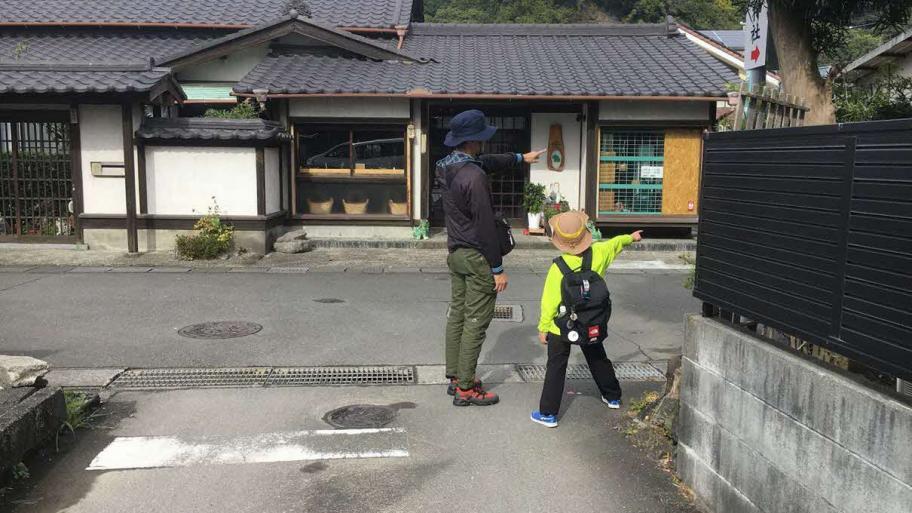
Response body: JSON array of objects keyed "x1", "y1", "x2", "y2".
[
  {"x1": 581, "y1": 248, "x2": 593, "y2": 272},
  {"x1": 552, "y1": 255, "x2": 574, "y2": 276}
]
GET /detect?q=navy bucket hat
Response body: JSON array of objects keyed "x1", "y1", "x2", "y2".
[{"x1": 444, "y1": 109, "x2": 497, "y2": 147}]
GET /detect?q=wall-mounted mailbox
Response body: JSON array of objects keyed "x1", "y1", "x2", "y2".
[{"x1": 90, "y1": 161, "x2": 125, "y2": 177}]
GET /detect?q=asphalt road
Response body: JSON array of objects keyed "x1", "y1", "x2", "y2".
[
  {"x1": 6, "y1": 383, "x2": 696, "y2": 513},
  {"x1": 0, "y1": 270, "x2": 697, "y2": 368}
]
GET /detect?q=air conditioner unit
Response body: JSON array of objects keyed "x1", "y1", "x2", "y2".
[{"x1": 898, "y1": 378, "x2": 912, "y2": 399}]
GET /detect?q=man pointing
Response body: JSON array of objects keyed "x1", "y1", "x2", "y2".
[{"x1": 436, "y1": 109, "x2": 543, "y2": 406}]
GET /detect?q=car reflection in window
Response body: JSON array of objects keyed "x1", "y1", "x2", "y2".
[{"x1": 305, "y1": 138, "x2": 404, "y2": 170}]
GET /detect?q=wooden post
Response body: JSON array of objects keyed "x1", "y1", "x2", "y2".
[
  {"x1": 137, "y1": 142, "x2": 147, "y2": 214},
  {"x1": 256, "y1": 146, "x2": 266, "y2": 216},
  {"x1": 69, "y1": 106, "x2": 84, "y2": 242},
  {"x1": 122, "y1": 103, "x2": 138, "y2": 253}
]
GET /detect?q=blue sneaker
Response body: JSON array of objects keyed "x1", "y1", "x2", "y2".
[
  {"x1": 602, "y1": 397, "x2": 621, "y2": 409},
  {"x1": 530, "y1": 411, "x2": 558, "y2": 428}
]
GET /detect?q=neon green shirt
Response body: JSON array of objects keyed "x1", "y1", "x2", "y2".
[{"x1": 538, "y1": 235, "x2": 634, "y2": 335}]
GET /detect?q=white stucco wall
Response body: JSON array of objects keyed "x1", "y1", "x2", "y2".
[
  {"x1": 145, "y1": 146, "x2": 258, "y2": 216},
  {"x1": 79, "y1": 105, "x2": 126, "y2": 214},
  {"x1": 175, "y1": 45, "x2": 270, "y2": 82},
  {"x1": 289, "y1": 98, "x2": 410, "y2": 118},
  {"x1": 265, "y1": 147, "x2": 281, "y2": 214},
  {"x1": 530, "y1": 112, "x2": 583, "y2": 210},
  {"x1": 599, "y1": 100, "x2": 710, "y2": 121},
  {"x1": 411, "y1": 99, "x2": 423, "y2": 220}
]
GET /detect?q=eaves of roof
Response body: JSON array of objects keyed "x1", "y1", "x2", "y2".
[{"x1": 154, "y1": 14, "x2": 422, "y2": 68}]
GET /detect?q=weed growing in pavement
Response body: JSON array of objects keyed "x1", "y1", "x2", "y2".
[
  {"x1": 627, "y1": 390, "x2": 661, "y2": 418},
  {"x1": 57, "y1": 391, "x2": 105, "y2": 451},
  {"x1": 9, "y1": 463, "x2": 29, "y2": 481},
  {"x1": 679, "y1": 253, "x2": 695, "y2": 290}
]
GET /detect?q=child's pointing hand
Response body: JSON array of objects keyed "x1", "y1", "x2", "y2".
[{"x1": 631, "y1": 230, "x2": 644, "y2": 242}]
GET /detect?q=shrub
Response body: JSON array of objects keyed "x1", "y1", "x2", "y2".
[
  {"x1": 203, "y1": 100, "x2": 260, "y2": 120},
  {"x1": 175, "y1": 200, "x2": 234, "y2": 260}
]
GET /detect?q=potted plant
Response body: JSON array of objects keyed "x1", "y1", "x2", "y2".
[{"x1": 522, "y1": 182, "x2": 547, "y2": 229}]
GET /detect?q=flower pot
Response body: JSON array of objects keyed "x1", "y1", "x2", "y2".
[
  {"x1": 307, "y1": 197, "x2": 334, "y2": 215},
  {"x1": 727, "y1": 91, "x2": 740, "y2": 107},
  {"x1": 388, "y1": 199, "x2": 408, "y2": 216},
  {"x1": 527, "y1": 211, "x2": 543, "y2": 229},
  {"x1": 343, "y1": 198, "x2": 370, "y2": 215}
]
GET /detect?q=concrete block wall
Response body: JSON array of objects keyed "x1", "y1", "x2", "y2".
[{"x1": 678, "y1": 315, "x2": 912, "y2": 513}]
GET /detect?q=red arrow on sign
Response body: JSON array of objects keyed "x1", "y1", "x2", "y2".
[{"x1": 751, "y1": 46, "x2": 760, "y2": 62}]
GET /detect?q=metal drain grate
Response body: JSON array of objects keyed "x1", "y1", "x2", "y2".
[
  {"x1": 517, "y1": 362, "x2": 666, "y2": 382},
  {"x1": 110, "y1": 368, "x2": 272, "y2": 389},
  {"x1": 493, "y1": 304, "x2": 523, "y2": 322},
  {"x1": 446, "y1": 304, "x2": 523, "y2": 322},
  {"x1": 899, "y1": 378, "x2": 912, "y2": 398},
  {"x1": 267, "y1": 366, "x2": 415, "y2": 386}
]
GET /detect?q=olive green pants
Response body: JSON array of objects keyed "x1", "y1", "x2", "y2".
[{"x1": 445, "y1": 248, "x2": 497, "y2": 390}]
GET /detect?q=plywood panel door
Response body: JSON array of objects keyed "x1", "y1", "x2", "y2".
[{"x1": 662, "y1": 129, "x2": 702, "y2": 215}]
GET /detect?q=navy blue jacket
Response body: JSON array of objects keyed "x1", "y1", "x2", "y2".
[{"x1": 436, "y1": 152, "x2": 522, "y2": 274}]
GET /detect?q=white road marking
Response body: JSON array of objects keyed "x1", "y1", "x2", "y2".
[{"x1": 87, "y1": 428, "x2": 408, "y2": 471}]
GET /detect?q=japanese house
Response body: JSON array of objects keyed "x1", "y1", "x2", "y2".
[{"x1": 0, "y1": 0, "x2": 737, "y2": 252}]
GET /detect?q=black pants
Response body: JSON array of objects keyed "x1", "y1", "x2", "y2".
[{"x1": 539, "y1": 334, "x2": 622, "y2": 415}]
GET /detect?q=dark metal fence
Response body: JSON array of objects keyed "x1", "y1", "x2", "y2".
[{"x1": 694, "y1": 119, "x2": 912, "y2": 380}]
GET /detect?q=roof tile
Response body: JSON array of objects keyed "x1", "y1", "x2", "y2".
[{"x1": 0, "y1": 0, "x2": 414, "y2": 29}]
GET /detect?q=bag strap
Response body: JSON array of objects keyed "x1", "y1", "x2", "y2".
[
  {"x1": 552, "y1": 255, "x2": 573, "y2": 276},
  {"x1": 581, "y1": 247, "x2": 593, "y2": 272}
]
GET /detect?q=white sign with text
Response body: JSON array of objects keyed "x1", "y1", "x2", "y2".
[{"x1": 744, "y1": 2, "x2": 768, "y2": 70}]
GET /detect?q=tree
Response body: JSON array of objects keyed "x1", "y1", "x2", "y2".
[
  {"x1": 626, "y1": 0, "x2": 742, "y2": 29},
  {"x1": 835, "y1": 72, "x2": 912, "y2": 122},
  {"x1": 427, "y1": 0, "x2": 576, "y2": 24},
  {"x1": 748, "y1": 0, "x2": 912, "y2": 125}
]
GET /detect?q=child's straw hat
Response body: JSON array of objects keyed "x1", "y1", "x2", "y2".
[{"x1": 548, "y1": 210, "x2": 593, "y2": 255}]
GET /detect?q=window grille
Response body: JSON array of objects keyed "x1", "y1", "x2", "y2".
[{"x1": 597, "y1": 130, "x2": 665, "y2": 216}]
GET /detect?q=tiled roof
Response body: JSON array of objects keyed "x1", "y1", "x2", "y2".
[
  {"x1": 0, "y1": 28, "x2": 219, "y2": 65},
  {"x1": 698, "y1": 29, "x2": 745, "y2": 51},
  {"x1": 235, "y1": 24, "x2": 738, "y2": 97},
  {"x1": 0, "y1": 0, "x2": 414, "y2": 29},
  {"x1": 0, "y1": 67, "x2": 172, "y2": 94},
  {"x1": 136, "y1": 118, "x2": 289, "y2": 142}
]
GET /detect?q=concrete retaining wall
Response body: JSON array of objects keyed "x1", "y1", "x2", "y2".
[{"x1": 678, "y1": 316, "x2": 912, "y2": 513}]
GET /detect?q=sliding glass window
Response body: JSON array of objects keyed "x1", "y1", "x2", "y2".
[{"x1": 296, "y1": 125, "x2": 408, "y2": 218}]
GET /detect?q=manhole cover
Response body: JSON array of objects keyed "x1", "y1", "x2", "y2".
[
  {"x1": 178, "y1": 321, "x2": 262, "y2": 339},
  {"x1": 314, "y1": 298, "x2": 345, "y2": 304},
  {"x1": 323, "y1": 404, "x2": 397, "y2": 429}
]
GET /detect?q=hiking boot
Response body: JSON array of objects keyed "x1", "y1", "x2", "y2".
[
  {"x1": 453, "y1": 384, "x2": 499, "y2": 406},
  {"x1": 447, "y1": 377, "x2": 482, "y2": 396}
]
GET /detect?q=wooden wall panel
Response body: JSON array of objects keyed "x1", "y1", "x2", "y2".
[{"x1": 662, "y1": 129, "x2": 702, "y2": 215}]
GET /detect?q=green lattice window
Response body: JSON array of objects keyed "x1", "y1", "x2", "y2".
[{"x1": 598, "y1": 130, "x2": 665, "y2": 216}]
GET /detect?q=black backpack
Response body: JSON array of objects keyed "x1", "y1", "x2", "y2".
[{"x1": 553, "y1": 249, "x2": 612, "y2": 345}]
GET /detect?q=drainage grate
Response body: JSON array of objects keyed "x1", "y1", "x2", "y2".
[
  {"x1": 178, "y1": 321, "x2": 262, "y2": 340},
  {"x1": 493, "y1": 304, "x2": 523, "y2": 322},
  {"x1": 516, "y1": 362, "x2": 666, "y2": 382},
  {"x1": 110, "y1": 368, "x2": 271, "y2": 389},
  {"x1": 446, "y1": 304, "x2": 522, "y2": 322},
  {"x1": 267, "y1": 366, "x2": 415, "y2": 386},
  {"x1": 899, "y1": 378, "x2": 912, "y2": 399}
]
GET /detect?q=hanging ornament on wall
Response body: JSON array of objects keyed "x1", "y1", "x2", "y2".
[{"x1": 547, "y1": 123, "x2": 565, "y2": 172}]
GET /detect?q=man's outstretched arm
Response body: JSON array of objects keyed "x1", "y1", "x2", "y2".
[{"x1": 478, "y1": 150, "x2": 545, "y2": 172}]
